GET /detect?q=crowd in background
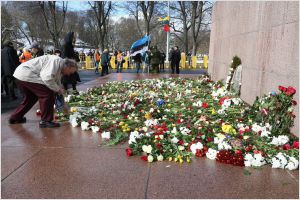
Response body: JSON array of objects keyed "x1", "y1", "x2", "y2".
[{"x1": 2, "y1": 31, "x2": 185, "y2": 101}]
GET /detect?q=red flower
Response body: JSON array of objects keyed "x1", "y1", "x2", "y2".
[
  {"x1": 283, "y1": 143, "x2": 291, "y2": 150},
  {"x1": 156, "y1": 143, "x2": 163, "y2": 149},
  {"x1": 278, "y1": 86, "x2": 287, "y2": 92},
  {"x1": 245, "y1": 145, "x2": 252, "y2": 152},
  {"x1": 286, "y1": 86, "x2": 296, "y2": 96},
  {"x1": 292, "y1": 141, "x2": 299, "y2": 149},
  {"x1": 201, "y1": 102, "x2": 208, "y2": 108},
  {"x1": 88, "y1": 119, "x2": 94, "y2": 125},
  {"x1": 219, "y1": 97, "x2": 228, "y2": 106},
  {"x1": 235, "y1": 149, "x2": 242, "y2": 155},
  {"x1": 178, "y1": 140, "x2": 184, "y2": 145},
  {"x1": 206, "y1": 137, "x2": 213, "y2": 142},
  {"x1": 126, "y1": 148, "x2": 133, "y2": 157},
  {"x1": 292, "y1": 100, "x2": 297, "y2": 106},
  {"x1": 141, "y1": 155, "x2": 148, "y2": 161}
]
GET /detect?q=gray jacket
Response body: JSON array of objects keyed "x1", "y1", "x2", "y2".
[{"x1": 13, "y1": 55, "x2": 63, "y2": 92}]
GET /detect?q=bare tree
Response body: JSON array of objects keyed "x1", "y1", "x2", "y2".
[
  {"x1": 38, "y1": 1, "x2": 68, "y2": 48},
  {"x1": 88, "y1": 1, "x2": 112, "y2": 51},
  {"x1": 191, "y1": 1, "x2": 212, "y2": 55}
]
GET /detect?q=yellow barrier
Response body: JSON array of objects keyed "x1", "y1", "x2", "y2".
[
  {"x1": 85, "y1": 56, "x2": 92, "y2": 69},
  {"x1": 123, "y1": 56, "x2": 128, "y2": 69},
  {"x1": 181, "y1": 52, "x2": 186, "y2": 69},
  {"x1": 203, "y1": 55, "x2": 208, "y2": 69},
  {"x1": 192, "y1": 56, "x2": 197, "y2": 69},
  {"x1": 110, "y1": 56, "x2": 116, "y2": 69}
]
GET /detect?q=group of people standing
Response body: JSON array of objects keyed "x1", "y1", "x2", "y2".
[{"x1": 132, "y1": 45, "x2": 181, "y2": 74}]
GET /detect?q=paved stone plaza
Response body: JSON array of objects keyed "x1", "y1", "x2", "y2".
[{"x1": 1, "y1": 73, "x2": 298, "y2": 199}]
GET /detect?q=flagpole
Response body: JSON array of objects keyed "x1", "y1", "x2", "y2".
[{"x1": 166, "y1": 1, "x2": 170, "y2": 67}]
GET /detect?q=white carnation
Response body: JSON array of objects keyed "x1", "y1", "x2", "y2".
[{"x1": 101, "y1": 131, "x2": 110, "y2": 139}]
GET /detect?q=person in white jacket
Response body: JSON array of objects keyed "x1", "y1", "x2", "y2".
[{"x1": 9, "y1": 55, "x2": 78, "y2": 128}]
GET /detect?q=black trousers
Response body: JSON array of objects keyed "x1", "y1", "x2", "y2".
[
  {"x1": 101, "y1": 63, "x2": 109, "y2": 76},
  {"x1": 2, "y1": 75, "x2": 16, "y2": 97}
]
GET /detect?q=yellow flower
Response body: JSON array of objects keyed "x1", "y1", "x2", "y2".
[
  {"x1": 144, "y1": 112, "x2": 151, "y2": 119},
  {"x1": 167, "y1": 104, "x2": 171, "y2": 108},
  {"x1": 119, "y1": 121, "x2": 124, "y2": 126},
  {"x1": 243, "y1": 136, "x2": 250, "y2": 140},
  {"x1": 172, "y1": 124, "x2": 176, "y2": 127},
  {"x1": 222, "y1": 124, "x2": 237, "y2": 134},
  {"x1": 177, "y1": 155, "x2": 182, "y2": 159},
  {"x1": 179, "y1": 159, "x2": 184, "y2": 164},
  {"x1": 135, "y1": 128, "x2": 139, "y2": 131},
  {"x1": 211, "y1": 108, "x2": 216, "y2": 114},
  {"x1": 186, "y1": 158, "x2": 191, "y2": 163},
  {"x1": 70, "y1": 107, "x2": 77, "y2": 112},
  {"x1": 174, "y1": 158, "x2": 178, "y2": 162},
  {"x1": 168, "y1": 157, "x2": 173, "y2": 161}
]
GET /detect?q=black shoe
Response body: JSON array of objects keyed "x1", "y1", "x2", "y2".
[
  {"x1": 9, "y1": 117, "x2": 26, "y2": 124},
  {"x1": 39, "y1": 121, "x2": 61, "y2": 128}
]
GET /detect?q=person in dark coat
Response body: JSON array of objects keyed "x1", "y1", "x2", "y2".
[
  {"x1": 1, "y1": 40, "x2": 20, "y2": 100},
  {"x1": 60, "y1": 32, "x2": 81, "y2": 94},
  {"x1": 133, "y1": 53, "x2": 142, "y2": 73},
  {"x1": 160, "y1": 52, "x2": 166, "y2": 72},
  {"x1": 101, "y1": 49, "x2": 110, "y2": 76},
  {"x1": 170, "y1": 46, "x2": 181, "y2": 74},
  {"x1": 29, "y1": 42, "x2": 44, "y2": 58},
  {"x1": 150, "y1": 45, "x2": 161, "y2": 73}
]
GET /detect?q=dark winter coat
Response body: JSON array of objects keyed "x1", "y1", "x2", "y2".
[
  {"x1": 170, "y1": 49, "x2": 181, "y2": 64},
  {"x1": 160, "y1": 52, "x2": 166, "y2": 64},
  {"x1": 101, "y1": 52, "x2": 110, "y2": 65},
  {"x1": 133, "y1": 53, "x2": 142, "y2": 63},
  {"x1": 60, "y1": 32, "x2": 81, "y2": 85},
  {"x1": 150, "y1": 48, "x2": 161, "y2": 66},
  {"x1": 1, "y1": 43, "x2": 20, "y2": 77}
]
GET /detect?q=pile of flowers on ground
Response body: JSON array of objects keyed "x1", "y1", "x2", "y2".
[{"x1": 57, "y1": 75, "x2": 299, "y2": 170}]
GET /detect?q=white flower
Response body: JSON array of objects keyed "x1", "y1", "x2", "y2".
[
  {"x1": 142, "y1": 145, "x2": 152, "y2": 154},
  {"x1": 91, "y1": 126, "x2": 100, "y2": 133},
  {"x1": 178, "y1": 146, "x2": 185, "y2": 151},
  {"x1": 128, "y1": 131, "x2": 141, "y2": 144},
  {"x1": 286, "y1": 157, "x2": 299, "y2": 170},
  {"x1": 190, "y1": 142, "x2": 203, "y2": 154},
  {"x1": 147, "y1": 155, "x2": 154, "y2": 162},
  {"x1": 261, "y1": 130, "x2": 271, "y2": 137},
  {"x1": 217, "y1": 109, "x2": 225, "y2": 115},
  {"x1": 171, "y1": 127, "x2": 177, "y2": 134},
  {"x1": 270, "y1": 135, "x2": 289, "y2": 146},
  {"x1": 171, "y1": 137, "x2": 179, "y2": 144},
  {"x1": 144, "y1": 119, "x2": 158, "y2": 127},
  {"x1": 244, "y1": 153, "x2": 266, "y2": 167},
  {"x1": 101, "y1": 131, "x2": 110, "y2": 139},
  {"x1": 149, "y1": 108, "x2": 154, "y2": 113},
  {"x1": 206, "y1": 148, "x2": 218, "y2": 160},
  {"x1": 272, "y1": 158, "x2": 281, "y2": 168},
  {"x1": 179, "y1": 127, "x2": 191, "y2": 135},
  {"x1": 70, "y1": 118, "x2": 78, "y2": 127},
  {"x1": 217, "y1": 141, "x2": 232, "y2": 150},
  {"x1": 157, "y1": 154, "x2": 164, "y2": 161},
  {"x1": 81, "y1": 121, "x2": 90, "y2": 131},
  {"x1": 192, "y1": 100, "x2": 203, "y2": 107},
  {"x1": 232, "y1": 98, "x2": 241, "y2": 105},
  {"x1": 64, "y1": 95, "x2": 72, "y2": 102}
]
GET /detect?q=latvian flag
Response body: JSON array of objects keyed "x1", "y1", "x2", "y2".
[{"x1": 130, "y1": 35, "x2": 151, "y2": 57}]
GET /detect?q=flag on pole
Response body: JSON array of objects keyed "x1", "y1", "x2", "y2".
[
  {"x1": 130, "y1": 35, "x2": 151, "y2": 57},
  {"x1": 158, "y1": 16, "x2": 170, "y2": 32}
]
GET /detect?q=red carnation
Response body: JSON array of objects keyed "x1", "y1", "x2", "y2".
[
  {"x1": 235, "y1": 149, "x2": 242, "y2": 155},
  {"x1": 88, "y1": 119, "x2": 94, "y2": 125},
  {"x1": 178, "y1": 140, "x2": 184, "y2": 145},
  {"x1": 292, "y1": 141, "x2": 299, "y2": 149},
  {"x1": 202, "y1": 102, "x2": 208, "y2": 108},
  {"x1": 206, "y1": 137, "x2": 213, "y2": 142},
  {"x1": 286, "y1": 86, "x2": 296, "y2": 96},
  {"x1": 292, "y1": 100, "x2": 297, "y2": 106},
  {"x1": 126, "y1": 148, "x2": 133, "y2": 157},
  {"x1": 283, "y1": 143, "x2": 291, "y2": 150},
  {"x1": 141, "y1": 155, "x2": 148, "y2": 161},
  {"x1": 278, "y1": 86, "x2": 287, "y2": 92},
  {"x1": 245, "y1": 145, "x2": 253, "y2": 152}
]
